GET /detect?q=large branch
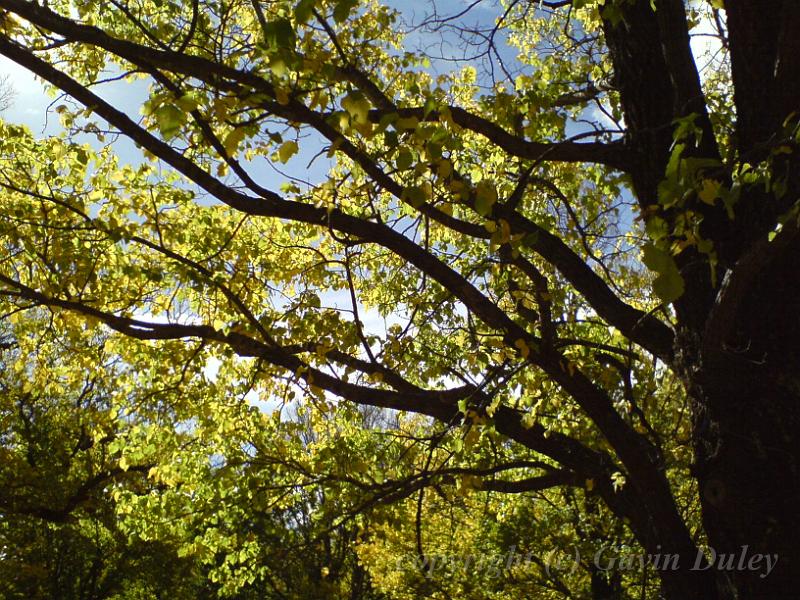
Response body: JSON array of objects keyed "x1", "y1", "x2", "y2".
[
  {"x1": 652, "y1": 0, "x2": 718, "y2": 159},
  {"x1": 0, "y1": 34, "x2": 683, "y2": 539},
  {"x1": 721, "y1": 1, "x2": 800, "y2": 267},
  {"x1": 0, "y1": 0, "x2": 633, "y2": 171},
  {"x1": 337, "y1": 82, "x2": 673, "y2": 357},
  {"x1": 3, "y1": 464, "x2": 152, "y2": 523},
  {"x1": 326, "y1": 59, "x2": 671, "y2": 357},
  {"x1": 0, "y1": 35, "x2": 528, "y2": 346},
  {"x1": 494, "y1": 203, "x2": 676, "y2": 362},
  {"x1": 0, "y1": 1, "x2": 673, "y2": 359},
  {"x1": 346, "y1": 464, "x2": 584, "y2": 499},
  {"x1": 0, "y1": 271, "x2": 623, "y2": 491},
  {"x1": 370, "y1": 106, "x2": 633, "y2": 170},
  {"x1": 772, "y1": 3, "x2": 800, "y2": 131},
  {"x1": 0, "y1": 12, "x2": 702, "y2": 567},
  {"x1": 600, "y1": 0, "x2": 722, "y2": 332},
  {"x1": 725, "y1": 0, "x2": 800, "y2": 151},
  {"x1": 481, "y1": 471, "x2": 580, "y2": 493},
  {"x1": 602, "y1": 0, "x2": 717, "y2": 201}
]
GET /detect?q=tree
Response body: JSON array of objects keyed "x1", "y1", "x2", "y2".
[
  {"x1": 0, "y1": 0, "x2": 797, "y2": 598},
  {"x1": 0, "y1": 311, "x2": 210, "y2": 599},
  {"x1": 0, "y1": 73, "x2": 13, "y2": 112}
]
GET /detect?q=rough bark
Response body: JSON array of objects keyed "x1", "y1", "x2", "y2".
[
  {"x1": 688, "y1": 217, "x2": 800, "y2": 599},
  {"x1": 602, "y1": 1, "x2": 800, "y2": 598}
]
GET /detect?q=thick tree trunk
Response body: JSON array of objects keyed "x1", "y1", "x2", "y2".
[
  {"x1": 689, "y1": 229, "x2": 800, "y2": 598},
  {"x1": 601, "y1": 2, "x2": 800, "y2": 595}
]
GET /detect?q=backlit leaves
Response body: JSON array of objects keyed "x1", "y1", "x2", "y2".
[
  {"x1": 641, "y1": 243, "x2": 685, "y2": 304},
  {"x1": 0, "y1": 0, "x2": 722, "y2": 597}
]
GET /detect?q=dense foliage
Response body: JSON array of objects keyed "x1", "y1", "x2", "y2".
[{"x1": 1, "y1": 0, "x2": 798, "y2": 598}]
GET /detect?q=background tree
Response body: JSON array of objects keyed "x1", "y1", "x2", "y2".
[
  {"x1": 0, "y1": 311, "x2": 211, "y2": 599},
  {"x1": 0, "y1": 73, "x2": 13, "y2": 111},
  {"x1": 0, "y1": 0, "x2": 797, "y2": 598}
]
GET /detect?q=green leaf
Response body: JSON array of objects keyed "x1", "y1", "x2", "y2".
[
  {"x1": 154, "y1": 104, "x2": 185, "y2": 139},
  {"x1": 175, "y1": 92, "x2": 201, "y2": 113},
  {"x1": 665, "y1": 143, "x2": 685, "y2": 180},
  {"x1": 396, "y1": 148, "x2": 414, "y2": 171},
  {"x1": 333, "y1": 0, "x2": 358, "y2": 23},
  {"x1": 262, "y1": 18, "x2": 296, "y2": 51},
  {"x1": 642, "y1": 243, "x2": 685, "y2": 303},
  {"x1": 294, "y1": 0, "x2": 315, "y2": 23},
  {"x1": 600, "y1": 2, "x2": 623, "y2": 26},
  {"x1": 645, "y1": 215, "x2": 669, "y2": 241}
]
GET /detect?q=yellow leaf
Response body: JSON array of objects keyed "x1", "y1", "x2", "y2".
[
  {"x1": 514, "y1": 338, "x2": 530, "y2": 359},
  {"x1": 438, "y1": 105, "x2": 455, "y2": 128},
  {"x1": 498, "y1": 219, "x2": 511, "y2": 243},
  {"x1": 277, "y1": 140, "x2": 299, "y2": 163},
  {"x1": 698, "y1": 179, "x2": 720, "y2": 205},
  {"x1": 475, "y1": 180, "x2": 498, "y2": 216},
  {"x1": 437, "y1": 158, "x2": 452, "y2": 178},
  {"x1": 341, "y1": 92, "x2": 371, "y2": 125},
  {"x1": 464, "y1": 426, "x2": 480, "y2": 449},
  {"x1": 275, "y1": 87, "x2": 290, "y2": 105},
  {"x1": 223, "y1": 127, "x2": 246, "y2": 156},
  {"x1": 396, "y1": 116, "x2": 419, "y2": 131}
]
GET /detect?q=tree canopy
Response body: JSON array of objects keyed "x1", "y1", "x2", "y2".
[{"x1": 0, "y1": 0, "x2": 798, "y2": 598}]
